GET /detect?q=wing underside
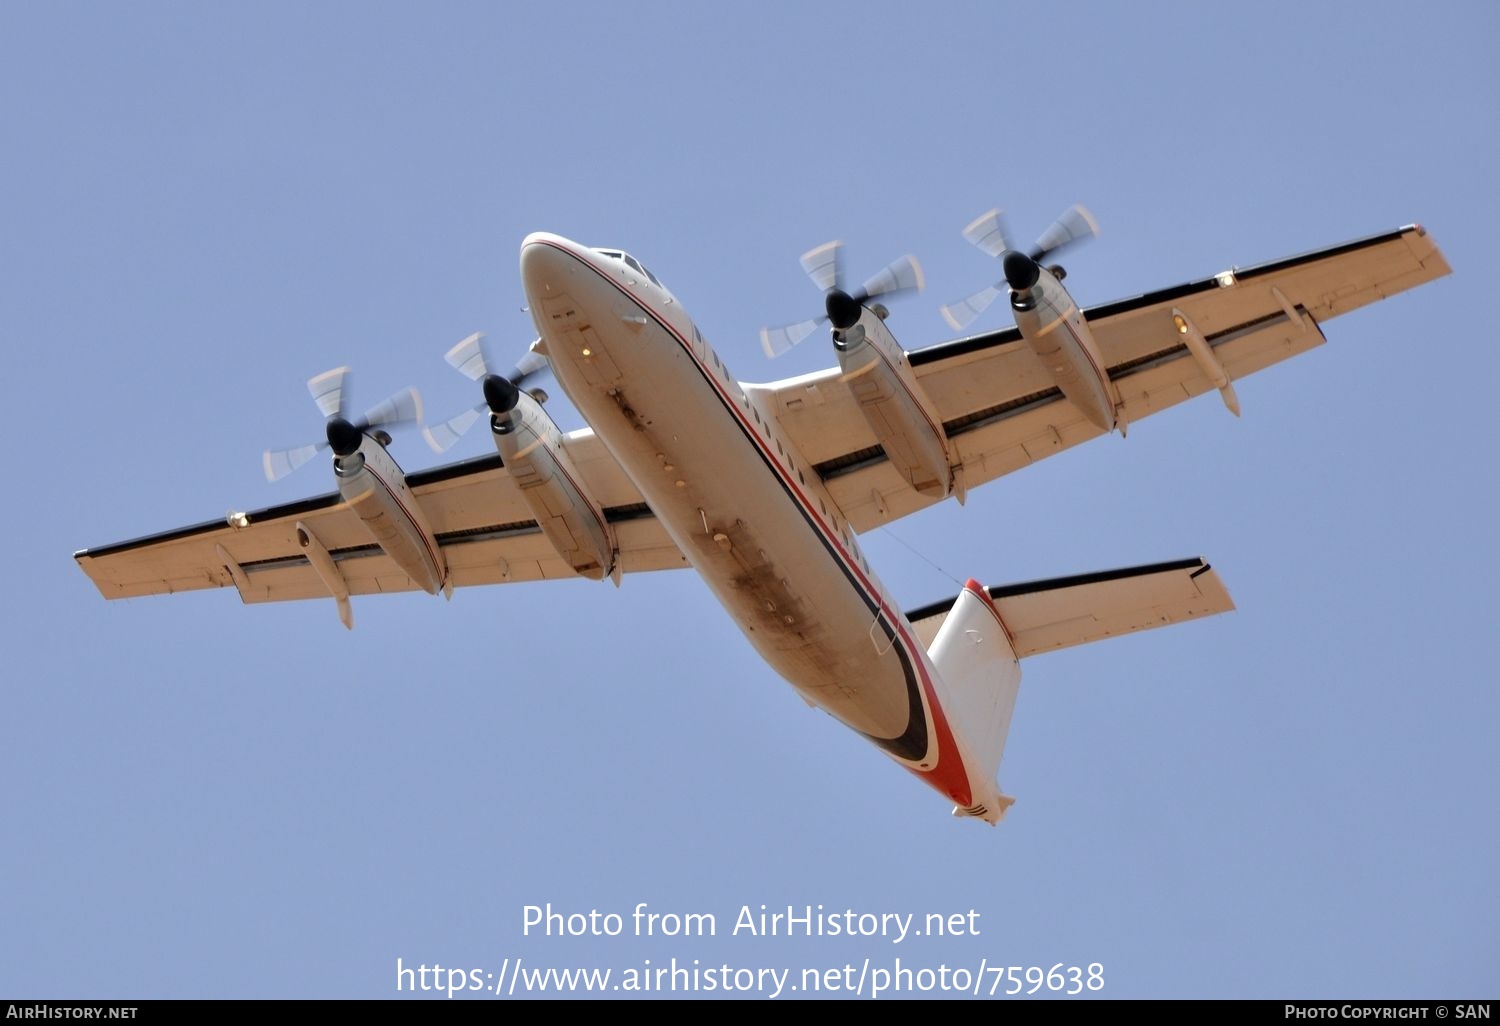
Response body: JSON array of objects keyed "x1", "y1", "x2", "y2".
[
  {"x1": 75, "y1": 433, "x2": 688, "y2": 604},
  {"x1": 757, "y1": 225, "x2": 1450, "y2": 533},
  {"x1": 76, "y1": 227, "x2": 1448, "y2": 610},
  {"x1": 908, "y1": 557, "x2": 1234, "y2": 657}
]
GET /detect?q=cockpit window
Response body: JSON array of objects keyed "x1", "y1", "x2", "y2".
[{"x1": 595, "y1": 248, "x2": 662, "y2": 287}]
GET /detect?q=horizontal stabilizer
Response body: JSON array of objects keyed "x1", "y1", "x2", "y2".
[{"x1": 908, "y1": 557, "x2": 1232, "y2": 657}]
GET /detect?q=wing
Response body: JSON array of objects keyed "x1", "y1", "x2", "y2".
[
  {"x1": 75, "y1": 429, "x2": 688, "y2": 604},
  {"x1": 907, "y1": 557, "x2": 1233, "y2": 656},
  {"x1": 754, "y1": 224, "x2": 1451, "y2": 532}
]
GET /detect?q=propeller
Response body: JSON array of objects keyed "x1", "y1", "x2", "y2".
[
  {"x1": 424, "y1": 332, "x2": 550, "y2": 453},
  {"x1": 262, "y1": 367, "x2": 423, "y2": 482},
  {"x1": 939, "y1": 204, "x2": 1100, "y2": 330},
  {"x1": 760, "y1": 241, "x2": 925, "y2": 358}
]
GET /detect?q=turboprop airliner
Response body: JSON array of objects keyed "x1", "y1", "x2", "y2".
[{"x1": 73, "y1": 212, "x2": 1450, "y2": 823}]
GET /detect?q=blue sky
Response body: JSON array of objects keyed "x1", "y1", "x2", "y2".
[{"x1": 3, "y1": 0, "x2": 1496, "y2": 1000}]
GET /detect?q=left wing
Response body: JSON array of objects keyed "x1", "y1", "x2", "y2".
[
  {"x1": 754, "y1": 225, "x2": 1450, "y2": 532},
  {"x1": 75, "y1": 429, "x2": 687, "y2": 605}
]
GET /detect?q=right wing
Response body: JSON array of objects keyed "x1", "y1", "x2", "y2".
[
  {"x1": 75, "y1": 429, "x2": 688, "y2": 604},
  {"x1": 754, "y1": 225, "x2": 1451, "y2": 533}
]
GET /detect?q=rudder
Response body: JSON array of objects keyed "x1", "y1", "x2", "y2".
[{"x1": 925, "y1": 579, "x2": 1021, "y2": 823}]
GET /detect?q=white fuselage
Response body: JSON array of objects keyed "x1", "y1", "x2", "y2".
[{"x1": 520, "y1": 233, "x2": 990, "y2": 811}]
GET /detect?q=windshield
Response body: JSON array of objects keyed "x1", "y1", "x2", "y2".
[{"x1": 595, "y1": 248, "x2": 662, "y2": 287}]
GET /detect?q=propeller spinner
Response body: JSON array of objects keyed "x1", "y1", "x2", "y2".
[
  {"x1": 760, "y1": 242, "x2": 925, "y2": 358},
  {"x1": 424, "y1": 333, "x2": 551, "y2": 453},
  {"x1": 940, "y1": 205, "x2": 1099, "y2": 330},
  {"x1": 263, "y1": 367, "x2": 423, "y2": 482}
]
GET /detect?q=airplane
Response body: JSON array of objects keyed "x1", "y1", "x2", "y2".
[{"x1": 73, "y1": 212, "x2": 1451, "y2": 824}]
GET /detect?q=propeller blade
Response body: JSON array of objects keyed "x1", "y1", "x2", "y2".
[
  {"x1": 961, "y1": 208, "x2": 1012, "y2": 259},
  {"x1": 858, "y1": 254, "x2": 924, "y2": 302},
  {"x1": 1030, "y1": 204, "x2": 1100, "y2": 261},
  {"x1": 422, "y1": 404, "x2": 485, "y2": 454},
  {"x1": 508, "y1": 348, "x2": 549, "y2": 386},
  {"x1": 760, "y1": 318, "x2": 825, "y2": 359},
  {"x1": 307, "y1": 366, "x2": 351, "y2": 420},
  {"x1": 799, "y1": 240, "x2": 844, "y2": 292},
  {"x1": 263, "y1": 442, "x2": 325, "y2": 483},
  {"x1": 362, "y1": 387, "x2": 423, "y2": 430},
  {"x1": 444, "y1": 332, "x2": 493, "y2": 382},
  {"x1": 939, "y1": 283, "x2": 1004, "y2": 331}
]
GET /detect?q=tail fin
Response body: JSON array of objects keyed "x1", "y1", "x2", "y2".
[{"x1": 925, "y1": 580, "x2": 1021, "y2": 824}]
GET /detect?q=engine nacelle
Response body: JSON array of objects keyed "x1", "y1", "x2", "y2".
[
  {"x1": 1011, "y1": 269, "x2": 1124, "y2": 434},
  {"x1": 492, "y1": 394, "x2": 618, "y2": 582},
  {"x1": 834, "y1": 311, "x2": 958, "y2": 500},
  {"x1": 333, "y1": 439, "x2": 447, "y2": 596}
]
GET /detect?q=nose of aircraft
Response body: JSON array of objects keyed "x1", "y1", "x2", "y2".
[
  {"x1": 520, "y1": 230, "x2": 577, "y2": 253},
  {"x1": 520, "y1": 232, "x2": 589, "y2": 291}
]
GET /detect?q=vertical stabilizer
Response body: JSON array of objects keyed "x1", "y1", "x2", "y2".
[{"x1": 927, "y1": 580, "x2": 1021, "y2": 823}]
